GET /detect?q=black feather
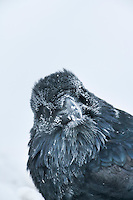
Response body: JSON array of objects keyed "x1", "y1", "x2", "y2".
[{"x1": 27, "y1": 69, "x2": 133, "y2": 200}]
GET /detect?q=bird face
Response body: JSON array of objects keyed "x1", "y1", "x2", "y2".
[{"x1": 29, "y1": 70, "x2": 107, "y2": 168}]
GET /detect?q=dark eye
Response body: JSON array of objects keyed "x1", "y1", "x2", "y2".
[
  {"x1": 79, "y1": 94, "x2": 87, "y2": 105},
  {"x1": 36, "y1": 106, "x2": 51, "y2": 118},
  {"x1": 78, "y1": 87, "x2": 90, "y2": 105},
  {"x1": 44, "y1": 107, "x2": 51, "y2": 118}
]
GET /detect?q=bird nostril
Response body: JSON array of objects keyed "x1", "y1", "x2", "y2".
[{"x1": 61, "y1": 115, "x2": 72, "y2": 125}]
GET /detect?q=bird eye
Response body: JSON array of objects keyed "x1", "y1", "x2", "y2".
[
  {"x1": 44, "y1": 107, "x2": 51, "y2": 118},
  {"x1": 79, "y1": 94, "x2": 86, "y2": 104},
  {"x1": 79, "y1": 93, "x2": 90, "y2": 106},
  {"x1": 36, "y1": 105, "x2": 51, "y2": 119},
  {"x1": 36, "y1": 105, "x2": 43, "y2": 118}
]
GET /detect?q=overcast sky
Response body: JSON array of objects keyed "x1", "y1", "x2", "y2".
[{"x1": 0, "y1": 0, "x2": 133, "y2": 199}]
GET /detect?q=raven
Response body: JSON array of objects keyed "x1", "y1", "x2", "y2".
[{"x1": 27, "y1": 69, "x2": 133, "y2": 200}]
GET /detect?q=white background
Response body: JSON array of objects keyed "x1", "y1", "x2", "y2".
[{"x1": 0, "y1": 0, "x2": 133, "y2": 199}]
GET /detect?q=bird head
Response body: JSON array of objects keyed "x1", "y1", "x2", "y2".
[{"x1": 29, "y1": 69, "x2": 109, "y2": 168}]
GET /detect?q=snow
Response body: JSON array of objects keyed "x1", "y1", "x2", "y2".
[{"x1": 0, "y1": 0, "x2": 133, "y2": 199}]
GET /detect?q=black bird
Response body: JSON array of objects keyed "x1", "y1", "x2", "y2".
[{"x1": 27, "y1": 69, "x2": 133, "y2": 200}]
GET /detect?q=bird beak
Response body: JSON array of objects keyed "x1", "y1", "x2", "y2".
[{"x1": 57, "y1": 96, "x2": 82, "y2": 125}]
